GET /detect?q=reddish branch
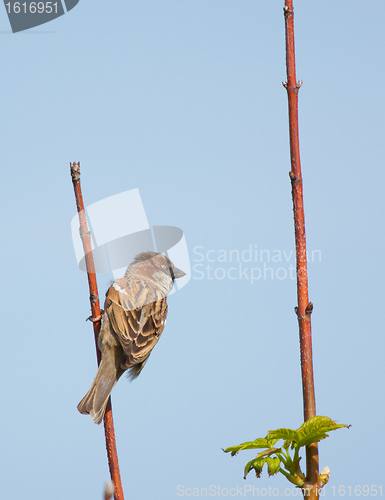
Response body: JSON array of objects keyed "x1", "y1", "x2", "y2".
[
  {"x1": 283, "y1": 2, "x2": 319, "y2": 497},
  {"x1": 70, "y1": 162, "x2": 125, "y2": 500}
]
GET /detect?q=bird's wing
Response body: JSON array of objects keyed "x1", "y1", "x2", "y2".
[{"x1": 104, "y1": 277, "x2": 168, "y2": 370}]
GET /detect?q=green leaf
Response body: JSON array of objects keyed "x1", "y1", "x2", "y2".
[
  {"x1": 224, "y1": 437, "x2": 277, "y2": 457},
  {"x1": 268, "y1": 428, "x2": 299, "y2": 442},
  {"x1": 267, "y1": 428, "x2": 300, "y2": 450},
  {"x1": 295, "y1": 416, "x2": 350, "y2": 447},
  {"x1": 266, "y1": 457, "x2": 281, "y2": 476},
  {"x1": 244, "y1": 458, "x2": 264, "y2": 479},
  {"x1": 244, "y1": 456, "x2": 282, "y2": 479}
]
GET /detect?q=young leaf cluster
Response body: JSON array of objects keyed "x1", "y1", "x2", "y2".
[{"x1": 223, "y1": 416, "x2": 349, "y2": 485}]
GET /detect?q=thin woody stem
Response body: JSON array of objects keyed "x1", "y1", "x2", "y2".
[
  {"x1": 70, "y1": 162, "x2": 125, "y2": 500},
  {"x1": 283, "y1": 2, "x2": 319, "y2": 497}
]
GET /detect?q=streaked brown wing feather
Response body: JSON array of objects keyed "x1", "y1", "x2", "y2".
[{"x1": 104, "y1": 277, "x2": 168, "y2": 371}]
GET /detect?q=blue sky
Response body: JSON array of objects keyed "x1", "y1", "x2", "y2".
[{"x1": 1, "y1": 1, "x2": 384, "y2": 498}]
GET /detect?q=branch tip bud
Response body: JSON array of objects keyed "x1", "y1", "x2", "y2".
[{"x1": 70, "y1": 162, "x2": 80, "y2": 183}]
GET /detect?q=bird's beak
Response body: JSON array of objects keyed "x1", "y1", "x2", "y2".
[{"x1": 173, "y1": 267, "x2": 186, "y2": 279}]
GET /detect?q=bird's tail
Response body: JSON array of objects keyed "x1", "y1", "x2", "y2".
[{"x1": 77, "y1": 350, "x2": 124, "y2": 425}]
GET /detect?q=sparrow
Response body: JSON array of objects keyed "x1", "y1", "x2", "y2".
[{"x1": 77, "y1": 251, "x2": 185, "y2": 424}]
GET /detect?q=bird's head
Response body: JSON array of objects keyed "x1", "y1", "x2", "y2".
[{"x1": 126, "y1": 251, "x2": 185, "y2": 290}]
